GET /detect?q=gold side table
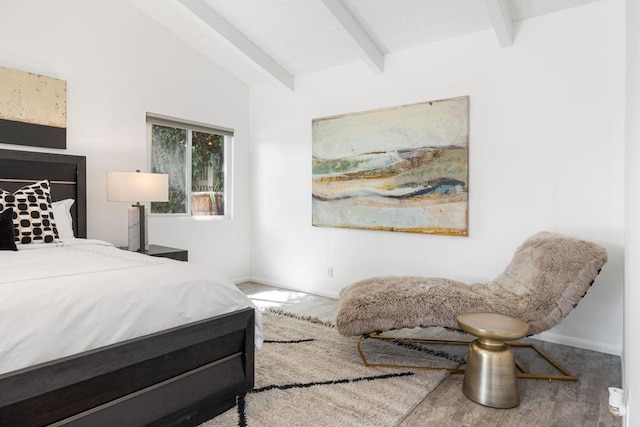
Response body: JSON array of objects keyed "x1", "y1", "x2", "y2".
[{"x1": 457, "y1": 313, "x2": 529, "y2": 408}]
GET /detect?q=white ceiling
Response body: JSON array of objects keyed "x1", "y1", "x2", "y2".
[{"x1": 128, "y1": 0, "x2": 603, "y2": 90}]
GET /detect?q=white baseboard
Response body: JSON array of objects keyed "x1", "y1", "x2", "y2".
[
  {"x1": 232, "y1": 275, "x2": 251, "y2": 284},
  {"x1": 249, "y1": 276, "x2": 339, "y2": 299},
  {"x1": 533, "y1": 330, "x2": 621, "y2": 356}
]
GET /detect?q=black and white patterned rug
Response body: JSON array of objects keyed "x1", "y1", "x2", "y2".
[{"x1": 202, "y1": 310, "x2": 460, "y2": 427}]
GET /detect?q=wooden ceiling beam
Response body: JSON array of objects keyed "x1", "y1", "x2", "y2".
[
  {"x1": 177, "y1": 0, "x2": 295, "y2": 91},
  {"x1": 483, "y1": 0, "x2": 514, "y2": 47},
  {"x1": 320, "y1": 0, "x2": 385, "y2": 74}
]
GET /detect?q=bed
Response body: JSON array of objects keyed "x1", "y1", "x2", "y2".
[{"x1": 0, "y1": 149, "x2": 260, "y2": 426}]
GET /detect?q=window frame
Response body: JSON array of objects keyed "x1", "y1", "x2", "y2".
[{"x1": 146, "y1": 113, "x2": 233, "y2": 219}]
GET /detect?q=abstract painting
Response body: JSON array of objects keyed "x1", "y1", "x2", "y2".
[
  {"x1": 312, "y1": 96, "x2": 468, "y2": 236},
  {"x1": 0, "y1": 66, "x2": 67, "y2": 149}
]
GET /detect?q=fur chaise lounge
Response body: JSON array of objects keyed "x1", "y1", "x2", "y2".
[{"x1": 336, "y1": 231, "x2": 607, "y2": 337}]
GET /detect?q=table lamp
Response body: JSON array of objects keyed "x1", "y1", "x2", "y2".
[{"x1": 107, "y1": 170, "x2": 168, "y2": 252}]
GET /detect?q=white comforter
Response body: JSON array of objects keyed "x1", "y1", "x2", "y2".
[{"x1": 0, "y1": 239, "x2": 262, "y2": 375}]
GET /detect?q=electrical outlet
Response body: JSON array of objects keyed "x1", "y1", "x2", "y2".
[{"x1": 328, "y1": 266, "x2": 334, "y2": 278}]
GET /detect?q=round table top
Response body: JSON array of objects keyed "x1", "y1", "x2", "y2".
[{"x1": 457, "y1": 313, "x2": 528, "y2": 341}]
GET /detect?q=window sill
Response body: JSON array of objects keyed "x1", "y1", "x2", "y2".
[{"x1": 149, "y1": 213, "x2": 231, "y2": 221}]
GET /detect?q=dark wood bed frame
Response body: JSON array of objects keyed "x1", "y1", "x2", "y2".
[{"x1": 0, "y1": 149, "x2": 255, "y2": 426}]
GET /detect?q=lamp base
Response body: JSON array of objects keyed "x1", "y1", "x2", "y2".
[{"x1": 128, "y1": 206, "x2": 148, "y2": 252}]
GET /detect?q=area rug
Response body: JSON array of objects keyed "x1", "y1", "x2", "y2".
[{"x1": 201, "y1": 310, "x2": 459, "y2": 427}]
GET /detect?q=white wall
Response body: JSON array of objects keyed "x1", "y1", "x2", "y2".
[
  {"x1": 625, "y1": 0, "x2": 639, "y2": 422},
  {"x1": 0, "y1": 0, "x2": 252, "y2": 280},
  {"x1": 250, "y1": 0, "x2": 625, "y2": 354},
  {"x1": 0, "y1": 0, "x2": 625, "y2": 355}
]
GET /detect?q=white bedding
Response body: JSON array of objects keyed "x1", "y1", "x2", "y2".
[{"x1": 0, "y1": 239, "x2": 263, "y2": 375}]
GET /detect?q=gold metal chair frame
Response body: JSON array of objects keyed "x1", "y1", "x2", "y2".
[{"x1": 357, "y1": 332, "x2": 577, "y2": 381}]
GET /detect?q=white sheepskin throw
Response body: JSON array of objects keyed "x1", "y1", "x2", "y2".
[{"x1": 335, "y1": 232, "x2": 607, "y2": 336}]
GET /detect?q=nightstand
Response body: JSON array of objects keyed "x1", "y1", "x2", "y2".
[{"x1": 143, "y1": 245, "x2": 188, "y2": 262}]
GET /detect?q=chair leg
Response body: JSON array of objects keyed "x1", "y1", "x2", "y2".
[
  {"x1": 356, "y1": 334, "x2": 465, "y2": 374},
  {"x1": 356, "y1": 332, "x2": 577, "y2": 381}
]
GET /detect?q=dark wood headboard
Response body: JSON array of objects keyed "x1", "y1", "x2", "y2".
[{"x1": 0, "y1": 149, "x2": 87, "y2": 238}]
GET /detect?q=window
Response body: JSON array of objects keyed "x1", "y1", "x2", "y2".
[{"x1": 147, "y1": 113, "x2": 232, "y2": 217}]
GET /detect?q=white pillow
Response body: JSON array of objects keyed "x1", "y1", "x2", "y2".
[{"x1": 51, "y1": 199, "x2": 75, "y2": 240}]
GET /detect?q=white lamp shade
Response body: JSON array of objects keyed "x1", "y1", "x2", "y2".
[{"x1": 107, "y1": 172, "x2": 169, "y2": 202}]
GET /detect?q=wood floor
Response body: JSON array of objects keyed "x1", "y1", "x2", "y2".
[{"x1": 238, "y1": 281, "x2": 622, "y2": 427}]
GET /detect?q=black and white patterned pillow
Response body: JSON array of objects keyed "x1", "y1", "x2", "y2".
[{"x1": 0, "y1": 180, "x2": 59, "y2": 244}]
